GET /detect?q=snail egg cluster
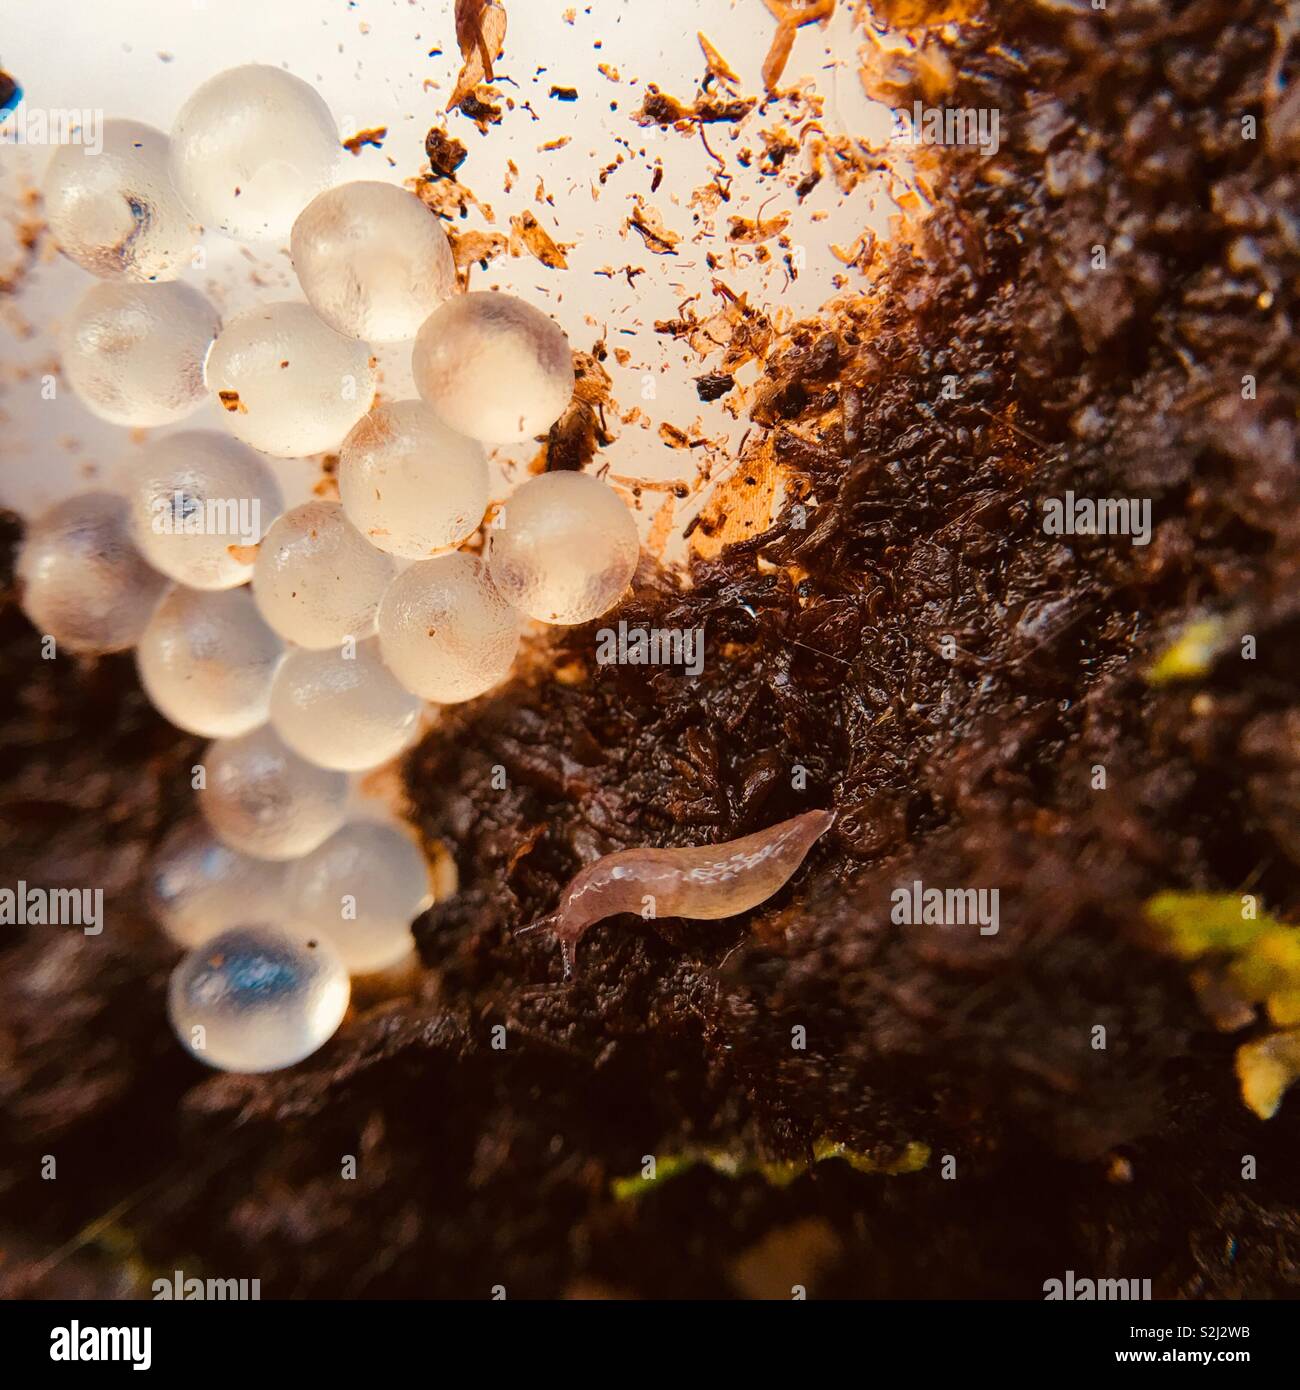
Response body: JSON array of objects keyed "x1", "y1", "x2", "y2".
[{"x1": 24, "y1": 64, "x2": 644, "y2": 1074}]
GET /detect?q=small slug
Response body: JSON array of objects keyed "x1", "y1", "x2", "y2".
[{"x1": 518, "y1": 808, "x2": 835, "y2": 977}]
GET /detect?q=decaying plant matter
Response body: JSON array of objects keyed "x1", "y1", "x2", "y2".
[{"x1": 448, "y1": 0, "x2": 508, "y2": 114}]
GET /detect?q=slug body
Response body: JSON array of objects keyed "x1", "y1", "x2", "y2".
[{"x1": 522, "y1": 809, "x2": 834, "y2": 976}]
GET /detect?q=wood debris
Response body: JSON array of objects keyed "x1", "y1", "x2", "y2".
[
  {"x1": 626, "y1": 198, "x2": 682, "y2": 255},
  {"x1": 449, "y1": 0, "x2": 508, "y2": 111},
  {"x1": 509, "y1": 210, "x2": 571, "y2": 269},
  {"x1": 760, "y1": 0, "x2": 835, "y2": 93}
]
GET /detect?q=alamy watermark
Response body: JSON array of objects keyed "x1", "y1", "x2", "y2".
[
  {"x1": 50, "y1": 1323, "x2": 150, "y2": 1370},
  {"x1": 1, "y1": 882, "x2": 102, "y2": 934},
  {"x1": 152, "y1": 1270, "x2": 261, "y2": 1300},
  {"x1": 891, "y1": 102, "x2": 1000, "y2": 158},
  {"x1": 150, "y1": 492, "x2": 263, "y2": 547},
  {"x1": 891, "y1": 879, "x2": 999, "y2": 935},
  {"x1": 0, "y1": 105, "x2": 103, "y2": 155},
  {"x1": 1043, "y1": 1270, "x2": 1152, "y2": 1300},
  {"x1": 595, "y1": 620, "x2": 704, "y2": 676},
  {"x1": 1042, "y1": 491, "x2": 1151, "y2": 546}
]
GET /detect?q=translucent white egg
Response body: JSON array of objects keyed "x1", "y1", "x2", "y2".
[
  {"x1": 147, "y1": 820, "x2": 287, "y2": 949},
  {"x1": 411, "y1": 291, "x2": 574, "y2": 444},
  {"x1": 42, "y1": 119, "x2": 199, "y2": 282},
  {"x1": 339, "y1": 400, "x2": 488, "y2": 558},
  {"x1": 168, "y1": 925, "x2": 350, "y2": 1073},
  {"x1": 136, "y1": 586, "x2": 282, "y2": 737},
  {"x1": 198, "y1": 725, "x2": 348, "y2": 861},
  {"x1": 285, "y1": 821, "x2": 432, "y2": 974},
  {"x1": 61, "y1": 281, "x2": 220, "y2": 427},
  {"x1": 169, "y1": 65, "x2": 340, "y2": 242},
  {"x1": 125, "y1": 431, "x2": 282, "y2": 589},
  {"x1": 377, "y1": 552, "x2": 520, "y2": 703},
  {"x1": 252, "y1": 500, "x2": 395, "y2": 649},
  {"x1": 206, "y1": 301, "x2": 377, "y2": 457},
  {"x1": 291, "y1": 182, "x2": 456, "y2": 342},
  {"x1": 489, "y1": 471, "x2": 638, "y2": 624},
  {"x1": 17, "y1": 492, "x2": 168, "y2": 654},
  {"x1": 269, "y1": 638, "x2": 422, "y2": 772}
]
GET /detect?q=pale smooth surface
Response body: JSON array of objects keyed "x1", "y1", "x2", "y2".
[
  {"x1": 339, "y1": 400, "x2": 488, "y2": 558},
  {"x1": 169, "y1": 65, "x2": 340, "y2": 242},
  {"x1": 206, "y1": 301, "x2": 377, "y2": 457},
  {"x1": 168, "y1": 924, "x2": 350, "y2": 1073},
  {"x1": 489, "y1": 471, "x2": 639, "y2": 624},
  {"x1": 42, "y1": 118, "x2": 198, "y2": 281},
  {"x1": 269, "y1": 638, "x2": 422, "y2": 772},
  {"x1": 252, "y1": 499, "x2": 395, "y2": 649},
  {"x1": 17, "y1": 491, "x2": 168, "y2": 653},
  {"x1": 412, "y1": 292, "x2": 574, "y2": 445},
  {"x1": 61, "y1": 280, "x2": 219, "y2": 427},
  {"x1": 377, "y1": 552, "x2": 520, "y2": 704},
  {"x1": 147, "y1": 819, "x2": 288, "y2": 949},
  {"x1": 198, "y1": 724, "x2": 348, "y2": 860},
  {"x1": 292, "y1": 181, "x2": 455, "y2": 341},
  {"x1": 285, "y1": 821, "x2": 432, "y2": 974},
  {"x1": 126, "y1": 430, "x2": 282, "y2": 589},
  {"x1": 136, "y1": 585, "x2": 282, "y2": 737}
]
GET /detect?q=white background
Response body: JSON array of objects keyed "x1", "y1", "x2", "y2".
[{"x1": 0, "y1": 0, "x2": 902, "y2": 536}]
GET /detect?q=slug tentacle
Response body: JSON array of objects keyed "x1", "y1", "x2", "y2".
[
  {"x1": 519, "y1": 809, "x2": 834, "y2": 977},
  {"x1": 514, "y1": 912, "x2": 559, "y2": 939}
]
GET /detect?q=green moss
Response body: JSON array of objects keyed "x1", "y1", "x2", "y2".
[
  {"x1": 1227, "y1": 931, "x2": 1300, "y2": 999},
  {"x1": 811, "y1": 1137, "x2": 930, "y2": 1175},
  {"x1": 609, "y1": 1152, "x2": 699, "y2": 1202},
  {"x1": 1144, "y1": 891, "x2": 1300, "y2": 1119},
  {"x1": 1236, "y1": 1030, "x2": 1300, "y2": 1121},
  {"x1": 1145, "y1": 616, "x2": 1231, "y2": 685},
  {"x1": 1143, "y1": 891, "x2": 1282, "y2": 958},
  {"x1": 611, "y1": 1137, "x2": 930, "y2": 1201},
  {"x1": 1266, "y1": 990, "x2": 1300, "y2": 1028}
]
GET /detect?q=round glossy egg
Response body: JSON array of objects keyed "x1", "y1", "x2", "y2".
[
  {"x1": 412, "y1": 291, "x2": 573, "y2": 444},
  {"x1": 285, "y1": 821, "x2": 432, "y2": 974},
  {"x1": 339, "y1": 400, "x2": 488, "y2": 558},
  {"x1": 168, "y1": 925, "x2": 350, "y2": 1073},
  {"x1": 252, "y1": 500, "x2": 395, "y2": 649},
  {"x1": 377, "y1": 552, "x2": 519, "y2": 703},
  {"x1": 206, "y1": 302, "x2": 377, "y2": 457},
  {"x1": 61, "y1": 281, "x2": 219, "y2": 427},
  {"x1": 42, "y1": 118, "x2": 198, "y2": 281},
  {"x1": 169, "y1": 65, "x2": 340, "y2": 242},
  {"x1": 125, "y1": 431, "x2": 281, "y2": 590},
  {"x1": 489, "y1": 471, "x2": 638, "y2": 624},
  {"x1": 269, "y1": 638, "x2": 422, "y2": 772},
  {"x1": 17, "y1": 492, "x2": 168, "y2": 654},
  {"x1": 198, "y1": 725, "x2": 348, "y2": 861},
  {"x1": 291, "y1": 181, "x2": 455, "y2": 341},
  {"x1": 136, "y1": 586, "x2": 282, "y2": 737},
  {"x1": 148, "y1": 820, "x2": 287, "y2": 949}
]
